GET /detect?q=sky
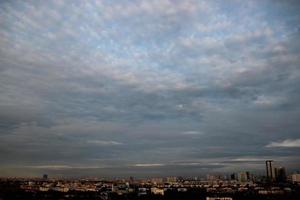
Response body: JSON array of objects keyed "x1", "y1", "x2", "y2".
[{"x1": 0, "y1": 0, "x2": 300, "y2": 178}]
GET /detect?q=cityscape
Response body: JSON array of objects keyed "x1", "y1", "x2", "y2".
[
  {"x1": 1, "y1": 0, "x2": 300, "y2": 200},
  {"x1": 0, "y1": 160, "x2": 300, "y2": 199}
]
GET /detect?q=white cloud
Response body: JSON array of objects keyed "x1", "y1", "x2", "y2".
[
  {"x1": 181, "y1": 131, "x2": 203, "y2": 135},
  {"x1": 133, "y1": 163, "x2": 165, "y2": 167},
  {"x1": 266, "y1": 139, "x2": 300, "y2": 148},
  {"x1": 231, "y1": 157, "x2": 269, "y2": 162},
  {"x1": 27, "y1": 165, "x2": 71, "y2": 169},
  {"x1": 175, "y1": 162, "x2": 203, "y2": 166},
  {"x1": 87, "y1": 140, "x2": 123, "y2": 146}
]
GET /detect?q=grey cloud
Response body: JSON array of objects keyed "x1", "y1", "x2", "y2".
[{"x1": 0, "y1": 0, "x2": 300, "y2": 177}]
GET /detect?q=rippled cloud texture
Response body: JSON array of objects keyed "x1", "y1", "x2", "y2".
[{"x1": 0, "y1": 0, "x2": 300, "y2": 177}]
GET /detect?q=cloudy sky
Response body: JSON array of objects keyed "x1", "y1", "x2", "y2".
[{"x1": 0, "y1": 0, "x2": 300, "y2": 178}]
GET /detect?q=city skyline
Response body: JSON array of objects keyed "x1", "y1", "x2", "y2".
[{"x1": 0, "y1": 0, "x2": 300, "y2": 177}]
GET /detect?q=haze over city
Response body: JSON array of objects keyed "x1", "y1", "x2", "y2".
[{"x1": 0, "y1": 0, "x2": 300, "y2": 178}]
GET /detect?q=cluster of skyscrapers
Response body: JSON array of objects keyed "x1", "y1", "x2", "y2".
[{"x1": 265, "y1": 160, "x2": 287, "y2": 182}]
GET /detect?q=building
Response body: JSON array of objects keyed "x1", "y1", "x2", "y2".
[
  {"x1": 238, "y1": 172, "x2": 249, "y2": 182},
  {"x1": 275, "y1": 167, "x2": 286, "y2": 182},
  {"x1": 166, "y1": 177, "x2": 177, "y2": 183},
  {"x1": 43, "y1": 174, "x2": 48, "y2": 180},
  {"x1": 206, "y1": 175, "x2": 217, "y2": 181},
  {"x1": 246, "y1": 171, "x2": 250, "y2": 181},
  {"x1": 129, "y1": 176, "x2": 134, "y2": 183},
  {"x1": 151, "y1": 178, "x2": 163, "y2": 184},
  {"x1": 230, "y1": 173, "x2": 236, "y2": 180},
  {"x1": 151, "y1": 187, "x2": 164, "y2": 195},
  {"x1": 292, "y1": 174, "x2": 300, "y2": 183},
  {"x1": 206, "y1": 197, "x2": 233, "y2": 200},
  {"x1": 266, "y1": 160, "x2": 275, "y2": 181}
]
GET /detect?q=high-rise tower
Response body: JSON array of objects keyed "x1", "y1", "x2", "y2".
[
  {"x1": 275, "y1": 167, "x2": 287, "y2": 182},
  {"x1": 266, "y1": 160, "x2": 275, "y2": 181}
]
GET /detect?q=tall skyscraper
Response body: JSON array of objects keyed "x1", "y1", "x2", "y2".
[
  {"x1": 266, "y1": 160, "x2": 275, "y2": 181},
  {"x1": 275, "y1": 167, "x2": 287, "y2": 182}
]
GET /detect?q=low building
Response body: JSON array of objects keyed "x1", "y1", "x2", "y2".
[
  {"x1": 292, "y1": 174, "x2": 300, "y2": 183},
  {"x1": 166, "y1": 176, "x2": 177, "y2": 183},
  {"x1": 151, "y1": 187, "x2": 164, "y2": 195},
  {"x1": 206, "y1": 197, "x2": 233, "y2": 200}
]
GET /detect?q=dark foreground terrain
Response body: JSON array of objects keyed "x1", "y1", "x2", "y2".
[{"x1": 1, "y1": 179, "x2": 300, "y2": 200}]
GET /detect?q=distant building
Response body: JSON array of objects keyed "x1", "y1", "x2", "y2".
[
  {"x1": 151, "y1": 178, "x2": 163, "y2": 184},
  {"x1": 230, "y1": 173, "x2": 236, "y2": 180},
  {"x1": 206, "y1": 197, "x2": 233, "y2": 200},
  {"x1": 275, "y1": 167, "x2": 286, "y2": 182},
  {"x1": 43, "y1": 174, "x2": 48, "y2": 180},
  {"x1": 238, "y1": 172, "x2": 249, "y2": 182},
  {"x1": 292, "y1": 174, "x2": 300, "y2": 183},
  {"x1": 177, "y1": 176, "x2": 184, "y2": 182},
  {"x1": 266, "y1": 160, "x2": 275, "y2": 181},
  {"x1": 206, "y1": 174, "x2": 216, "y2": 181},
  {"x1": 166, "y1": 176, "x2": 177, "y2": 183},
  {"x1": 129, "y1": 176, "x2": 134, "y2": 183},
  {"x1": 138, "y1": 188, "x2": 147, "y2": 196},
  {"x1": 151, "y1": 187, "x2": 164, "y2": 195}
]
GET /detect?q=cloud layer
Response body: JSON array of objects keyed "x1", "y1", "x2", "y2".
[
  {"x1": 266, "y1": 139, "x2": 300, "y2": 148},
  {"x1": 0, "y1": 0, "x2": 300, "y2": 177}
]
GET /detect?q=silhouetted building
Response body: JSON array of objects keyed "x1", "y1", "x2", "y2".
[
  {"x1": 129, "y1": 176, "x2": 134, "y2": 183},
  {"x1": 43, "y1": 174, "x2": 48, "y2": 180},
  {"x1": 230, "y1": 173, "x2": 236, "y2": 180},
  {"x1": 275, "y1": 167, "x2": 286, "y2": 182},
  {"x1": 246, "y1": 171, "x2": 251, "y2": 180},
  {"x1": 266, "y1": 160, "x2": 275, "y2": 181}
]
